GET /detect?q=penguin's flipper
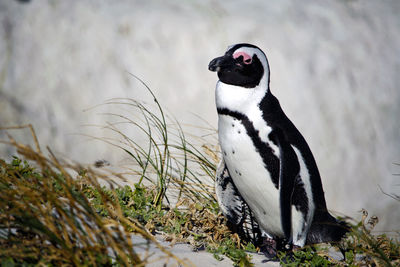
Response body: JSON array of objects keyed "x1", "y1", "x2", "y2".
[
  {"x1": 270, "y1": 129, "x2": 300, "y2": 243},
  {"x1": 215, "y1": 158, "x2": 246, "y2": 226}
]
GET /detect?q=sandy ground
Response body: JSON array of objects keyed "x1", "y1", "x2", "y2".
[
  {"x1": 132, "y1": 234, "x2": 347, "y2": 266},
  {"x1": 131, "y1": 235, "x2": 279, "y2": 267}
]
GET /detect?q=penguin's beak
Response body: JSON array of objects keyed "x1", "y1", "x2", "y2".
[{"x1": 208, "y1": 55, "x2": 234, "y2": 72}]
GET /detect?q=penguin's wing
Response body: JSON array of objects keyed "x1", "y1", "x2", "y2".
[
  {"x1": 270, "y1": 128, "x2": 300, "y2": 243},
  {"x1": 215, "y1": 158, "x2": 245, "y2": 226}
]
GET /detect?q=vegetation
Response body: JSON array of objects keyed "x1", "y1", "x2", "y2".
[
  {"x1": 277, "y1": 215, "x2": 400, "y2": 266},
  {"x1": 0, "y1": 82, "x2": 399, "y2": 266},
  {"x1": 0, "y1": 154, "x2": 185, "y2": 266}
]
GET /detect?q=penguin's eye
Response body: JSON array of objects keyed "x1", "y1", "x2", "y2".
[
  {"x1": 233, "y1": 51, "x2": 252, "y2": 65},
  {"x1": 244, "y1": 58, "x2": 252, "y2": 65}
]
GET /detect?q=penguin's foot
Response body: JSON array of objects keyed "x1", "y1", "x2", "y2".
[
  {"x1": 292, "y1": 244, "x2": 301, "y2": 250},
  {"x1": 276, "y1": 238, "x2": 293, "y2": 252},
  {"x1": 260, "y1": 237, "x2": 300, "y2": 259},
  {"x1": 276, "y1": 240, "x2": 298, "y2": 263},
  {"x1": 259, "y1": 236, "x2": 278, "y2": 259}
]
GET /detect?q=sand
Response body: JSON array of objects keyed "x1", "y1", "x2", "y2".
[{"x1": 131, "y1": 234, "x2": 279, "y2": 267}]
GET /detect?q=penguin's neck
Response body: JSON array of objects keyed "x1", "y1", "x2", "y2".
[{"x1": 215, "y1": 74, "x2": 269, "y2": 115}]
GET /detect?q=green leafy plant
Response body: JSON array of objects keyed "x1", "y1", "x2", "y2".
[{"x1": 277, "y1": 246, "x2": 333, "y2": 267}]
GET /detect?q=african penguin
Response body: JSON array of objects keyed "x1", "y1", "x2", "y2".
[{"x1": 209, "y1": 43, "x2": 348, "y2": 250}]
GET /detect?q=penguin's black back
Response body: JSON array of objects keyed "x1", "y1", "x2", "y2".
[{"x1": 259, "y1": 91, "x2": 349, "y2": 243}]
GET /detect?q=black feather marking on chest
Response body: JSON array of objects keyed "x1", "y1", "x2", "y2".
[{"x1": 217, "y1": 107, "x2": 280, "y2": 189}]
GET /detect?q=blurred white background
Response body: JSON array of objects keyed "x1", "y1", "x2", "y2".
[{"x1": 1, "y1": 0, "x2": 399, "y2": 231}]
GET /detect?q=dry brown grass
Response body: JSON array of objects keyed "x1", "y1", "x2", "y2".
[{"x1": 0, "y1": 125, "x2": 190, "y2": 266}]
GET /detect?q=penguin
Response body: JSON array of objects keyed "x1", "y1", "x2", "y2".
[{"x1": 209, "y1": 43, "x2": 348, "y2": 252}]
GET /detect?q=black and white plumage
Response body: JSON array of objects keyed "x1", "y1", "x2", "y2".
[{"x1": 209, "y1": 43, "x2": 348, "y2": 250}]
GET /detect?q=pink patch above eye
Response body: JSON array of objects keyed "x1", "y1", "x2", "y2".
[{"x1": 233, "y1": 51, "x2": 252, "y2": 64}]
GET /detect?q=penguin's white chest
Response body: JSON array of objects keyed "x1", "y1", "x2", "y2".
[{"x1": 218, "y1": 114, "x2": 284, "y2": 236}]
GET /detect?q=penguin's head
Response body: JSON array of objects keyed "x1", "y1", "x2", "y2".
[{"x1": 208, "y1": 43, "x2": 270, "y2": 88}]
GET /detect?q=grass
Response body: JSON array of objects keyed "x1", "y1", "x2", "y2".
[
  {"x1": 276, "y1": 214, "x2": 400, "y2": 266},
  {"x1": 0, "y1": 154, "x2": 186, "y2": 266},
  {"x1": 1, "y1": 79, "x2": 399, "y2": 266}
]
